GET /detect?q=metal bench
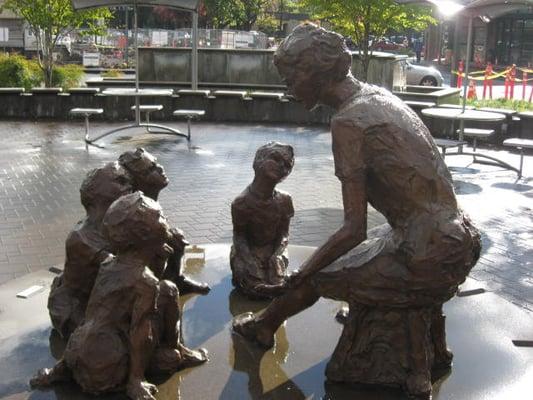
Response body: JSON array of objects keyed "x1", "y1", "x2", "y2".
[
  {"x1": 131, "y1": 105, "x2": 163, "y2": 132},
  {"x1": 130, "y1": 105, "x2": 163, "y2": 122},
  {"x1": 433, "y1": 138, "x2": 467, "y2": 159},
  {"x1": 503, "y1": 138, "x2": 533, "y2": 178},
  {"x1": 457, "y1": 128, "x2": 495, "y2": 152},
  {"x1": 70, "y1": 108, "x2": 104, "y2": 147},
  {"x1": 404, "y1": 100, "x2": 435, "y2": 109},
  {"x1": 173, "y1": 109, "x2": 205, "y2": 141}
]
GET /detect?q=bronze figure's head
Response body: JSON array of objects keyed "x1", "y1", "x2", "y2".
[
  {"x1": 274, "y1": 23, "x2": 352, "y2": 109},
  {"x1": 118, "y1": 148, "x2": 169, "y2": 197},
  {"x1": 103, "y1": 192, "x2": 171, "y2": 251},
  {"x1": 253, "y1": 142, "x2": 294, "y2": 183},
  {"x1": 80, "y1": 162, "x2": 133, "y2": 213}
]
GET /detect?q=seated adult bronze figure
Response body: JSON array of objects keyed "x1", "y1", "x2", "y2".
[
  {"x1": 47, "y1": 162, "x2": 133, "y2": 338},
  {"x1": 230, "y1": 142, "x2": 295, "y2": 299},
  {"x1": 233, "y1": 24, "x2": 481, "y2": 399},
  {"x1": 31, "y1": 192, "x2": 207, "y2": 400},
  {"x1": 119, "y1": 148, "x2": 210, "y2": 294}
]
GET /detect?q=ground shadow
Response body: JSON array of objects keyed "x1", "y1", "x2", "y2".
[{"x1": 453, "y1": 180, "x2": 483, "y2": 195}]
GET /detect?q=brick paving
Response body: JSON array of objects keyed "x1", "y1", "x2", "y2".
[{"x1": 0, "y1": 120, "x2": 531, "y2": 311}]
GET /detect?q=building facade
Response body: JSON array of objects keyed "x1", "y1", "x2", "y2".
[{"x1": 0, "y1": 0, "x2": 25, "y2": 50}]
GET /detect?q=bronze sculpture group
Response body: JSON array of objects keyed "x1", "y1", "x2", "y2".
[{"x1": 31, "y1": 23, "x2": 480, "y2": 400}]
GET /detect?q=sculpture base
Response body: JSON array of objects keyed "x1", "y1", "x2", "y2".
[{"x1": 1, "y1": 244, "x2": 532, "y2": 400}]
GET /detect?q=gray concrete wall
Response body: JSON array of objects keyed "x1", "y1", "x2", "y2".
[
  {"x1": 0, "y1": 91, "x2": 332, "y2": 125},
  {"x1": 139, "y1": 48, "x2": 407, "y2": 90}
]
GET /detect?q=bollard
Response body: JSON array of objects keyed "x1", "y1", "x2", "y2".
[
  {"x1": 505, "y1": 69, "x2": 510, "y2": 100},
  {"x1": 468, "y1": 79, "x2": 477, "y2": 100},
  {"x1": 483, "y1": 63, "x2": 493, "y2": 100},
  {"x1": 510, "y1": 64, "x2": 517, "y2": 100}
]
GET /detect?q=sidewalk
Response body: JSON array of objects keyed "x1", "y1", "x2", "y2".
[{"x1": 0, "y1": 120, "x2": 531, "y2": 311}]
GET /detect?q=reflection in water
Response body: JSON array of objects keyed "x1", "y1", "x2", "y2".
[
  {"x1": 0, "y1": 327, "x2": 54, "y2": 398},
  {"x1": 219, "y1": 290, "x2": 306, "y2": 400},
  {"x1": 181, "y1": 276, "x2": 235, "y2": 348}
]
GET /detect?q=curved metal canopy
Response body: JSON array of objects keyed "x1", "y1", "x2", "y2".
[{"x1": 71, "y1": 0, "x2": 200, "y2": 12}]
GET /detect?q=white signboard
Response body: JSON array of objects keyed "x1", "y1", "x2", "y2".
[
  {"x1": 83, "y1": 51, "x2": 100, "y2": 67},
  {"x1": 0, "y1": 28, "x2": 10, "y2": 43},
  {"x1": 235, "y1": 32, "x2": 254, "y2": 49},
  {"x1": 151, "y1": 31, "x2": 168, "y2": 47}
]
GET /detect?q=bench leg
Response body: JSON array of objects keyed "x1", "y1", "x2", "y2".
[
  {"x1": 518, "y1": 147, "x2": 524, "y2": 178},
  {"x1": 441, "y1": 147, "x2": 446, "y2": 159},
  {"x1": 84, "y1": 115, "x2": 90, "y2": 150},
  {"x1": 187, "y1": 117, "x2": 192, "y2": 141},
  {"x1": 472, "y1": 138, "x2": 478, "y2": 162},
  {"x1": 145, "y1": 111, "x2": 151, "y2": 133}
]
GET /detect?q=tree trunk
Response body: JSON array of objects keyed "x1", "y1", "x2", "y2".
[{"x1": 42, "y1": 29, "x2": 54, "y2": 88}]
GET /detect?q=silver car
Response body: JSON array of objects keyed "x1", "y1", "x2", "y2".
[{"x1": 406, "y1": 61, "x2": 444, "y2": 86}]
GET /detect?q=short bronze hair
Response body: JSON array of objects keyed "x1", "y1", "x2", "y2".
[
  {"x1": 80, "y1": 162, "x2": 132, "y2": 210},
  {"x1": 103, "y1": 192, "x2": 169, "y2": 250},
  {"x1": 274, "y1": 23, "x2": 352, "y2": 82},
  {"x1": 253, "y1": 142, "x2": 294, "y2": 175}
]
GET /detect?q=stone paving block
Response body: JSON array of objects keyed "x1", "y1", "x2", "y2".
[{"x1": 0, "y1": 121, "x2": 532, "y2": 311}]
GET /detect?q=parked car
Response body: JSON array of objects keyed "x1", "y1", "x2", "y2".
[
  {"x1": 371, "y1": 38, "x2": 404, "y2": 52},
  {"x1": 406, "y1": 60, "x2": 444, "y2": 86}
]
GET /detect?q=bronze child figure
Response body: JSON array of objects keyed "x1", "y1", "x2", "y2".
[
  {"x1": 233, "y1": 24, "x2": 480, "y2": 399},
  {"x1": 118, "y1": 148, "x2": 210, "y2": 294},
  {"x1": 31, "y1": 192, "x2": 207, "y2": 400},
  {"x1": 230, "y1": 142, "x2": 295, "y2": 299},
  {"x1": 47, "y1": 162, "x2": 133, "y2": 338}
]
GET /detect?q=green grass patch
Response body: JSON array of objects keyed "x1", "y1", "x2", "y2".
[
  {"x1": 467, "y1": 98, "x2": 533, "y2": 112},
  {"x1": 101, "y1": 69, "x2": 123, "y2": 78}
]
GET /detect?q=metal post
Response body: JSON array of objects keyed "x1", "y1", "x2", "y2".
[
  {"x1": 459, "y1": 16, "x2": 474, "y2": 144},
  {"x1": 134, "y1": 0, "x2": 140, "y2": 124},
  {"x1": 125, "y1": 6, "x2": 129, "y2": 66},
  {"x1": 192, "y1": 11, "x2": 199, "y2": 90}
]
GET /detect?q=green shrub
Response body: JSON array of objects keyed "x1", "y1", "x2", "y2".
[
  {"x1": 52, "y1": 64, "x2": 84, "y2": 89},
  {"x1": 0, "y1": 53, "x2": 42, "y2": 90},
  {"x1": 101, "y1": 69, "x2": 123, "y2": 78}
]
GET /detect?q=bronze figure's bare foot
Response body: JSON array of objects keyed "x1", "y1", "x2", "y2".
[
  {"x1": 177, "y1": 275, "x2": 211, "y2": 295},
  {"x1": 335, "y1": 306, "x2": 349, "y2": 324},
  {"x1": 406, "y1": 373, "x2": 432, "y2": 400},
  {"x1": 232, "y1": 312, "x2": 275, "y2": 349},
  {"x1": 126, "y1": 380, "x2": 158, "y2": 400},
  {"x1": 433, "y1": 348, "x2": 454, "y2": 371},
  {"x1": 177, "y1": 344, "x2": 209, "y2": 367},
  {"x1": 30, "y1": 360, "x2": 71, "y2": 388}
]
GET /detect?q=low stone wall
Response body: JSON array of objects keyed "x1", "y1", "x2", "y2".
[{"x1": 0, "y1": 90, "x2": 332, "y2": 125}]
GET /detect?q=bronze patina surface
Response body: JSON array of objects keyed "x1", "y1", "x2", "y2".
[
  {"x1": 230, "y1": 142, "x2": 295, "y2": 299},
  {"x1": 47, "y1": 162, "x2": 133, "y2": 338},
  {"x1": 119, "y1": 148, "x2": 210, "y2": 295},
  {"x1": 233, "y1": 23, "x2": 481, "y2": 399},
  {"x1": 31, "y1": 193, "x2": 207, "y2": 400}
]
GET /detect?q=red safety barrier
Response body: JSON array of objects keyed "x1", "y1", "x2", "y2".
[
  {"x1": 468, "y1": 79, "x2": 477, "y2": 99},
  {"x1": 483, "y1": 63, "x2": 493, "y2": 100},
  {"x1": 509, "y1": 64, "x2": 516, "y2": 100},
  {"x1": 457, "y1": 60, "x2": 464, "y2": 89}
]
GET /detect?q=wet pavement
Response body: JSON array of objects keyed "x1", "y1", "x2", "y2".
[
  {"x1": 1, "y1": 245, "x2": 532, "y2": 400},
  {"x1": 0, "y1": 119, "x2": 531, "y2": 316}
]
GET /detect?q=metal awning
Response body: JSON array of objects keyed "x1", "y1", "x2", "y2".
[{"x1": 71, "y1": 0, "x2": 199, "y2": 11}]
